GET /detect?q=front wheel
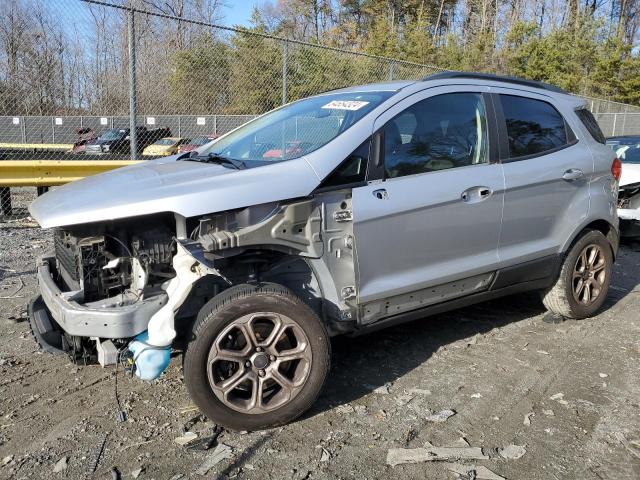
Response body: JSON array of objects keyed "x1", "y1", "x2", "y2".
[
  {"x1": 541, "y1": 230, "x2": 613, "y2": 319},
  {"x1": 183, "y1": 283, "x2": 330, "y2": 431}
]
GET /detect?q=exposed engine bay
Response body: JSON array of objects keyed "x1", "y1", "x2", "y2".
[
  {"x1": 36, "y1": 193, "x2": 356, "y2": 378},
  {"x1": 53, "y1": 215, "x2": 176, "y2": 303}
]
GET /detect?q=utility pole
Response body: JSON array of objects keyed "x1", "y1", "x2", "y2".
[{"x1": 128, "y1": 7, "x2": 138, "y2": 160}]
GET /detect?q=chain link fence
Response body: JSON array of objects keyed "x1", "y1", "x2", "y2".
[{"x1": 1, "y1": 0, "x2": 639, "y2": 222}]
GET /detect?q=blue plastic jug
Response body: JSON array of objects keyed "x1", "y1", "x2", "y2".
[{"x1": 128, "y1": 331, "x2": 171, "y2": 380}]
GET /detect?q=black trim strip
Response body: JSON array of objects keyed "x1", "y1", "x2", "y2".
[
  {"x1": 354, "y1": 255, "x2": 561, "y2": 335},
  {"x1": 368, "y1": 130, "x2": 385, "y2": 181},
  {"x1": 501, "y1": 140, "x2": 579, "y2": 163},
  {"x1": 491, "y1": 92, "x2": 511, "y2": 161},
  {"x1": 483, "y1": 92, "x2": 500, "y2": 164},
  {"x1": 354, "y1": 276, "x2": 553, "y2": 336},
  {"x1": 490, "y1": 254, "x2": 561, "y2": 290}
]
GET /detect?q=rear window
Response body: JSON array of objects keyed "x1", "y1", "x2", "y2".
[
  {"x1": 575, "y1": 108, "x2": 606, "y2": 144},
  {"x1": 500, "y1": 95, "x2": 574, "y2": 159}
]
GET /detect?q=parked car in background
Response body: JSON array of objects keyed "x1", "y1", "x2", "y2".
[
  {"x1": 608, "y1": 135, "x2": 640, "y2": 239},
  {"x1": 178, "y1": 135, "x2": 218, "y2": 153},
  {"x1": 142, "y1": 137, "x2": 190, "y2": 157},
  {"x1": 70, "y1": 127, "x2": 97, "y2": 154},
  {"x1": 85, "y1": 127, "x2": 171, "y2": 155},
  {"x1": 29, "y1": 72, "x2": 620, "y2": 431}
]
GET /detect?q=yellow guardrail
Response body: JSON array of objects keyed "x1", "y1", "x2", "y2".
[
  {"x1": 0, "y1": 160, "x2": 142, "y2": 187},
  {"x1": 0, "y1": 142, "x2": 73, "y2": 151}
]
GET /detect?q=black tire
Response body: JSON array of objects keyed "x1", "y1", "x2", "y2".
[
  {"x1": 541, "y1": 230, "x2": 613, "y2": 319},
  {"x1": 28, "y1": 296, "x2": 66, "y2": 355},
  {"x1": 183, "y1": 282, "x2": 330, "y2": 431}
]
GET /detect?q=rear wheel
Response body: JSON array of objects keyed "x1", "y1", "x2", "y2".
[
  {"x1": 541, "y1": 230, "x2": 613, "y2": 319},
  {"x1": 183, "y1": 283, "x2": 330, "y2": 431}
]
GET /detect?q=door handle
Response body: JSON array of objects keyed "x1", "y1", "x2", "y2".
[
  {"x1": 372, "y1": 188, "x2": 388, "y2": 200},
  {"x1": 562, "y1": 168, "x2": 584, "y2": 181},
  {"x1": 461, "y1": 186, "x2": 492, "y2": 203}
]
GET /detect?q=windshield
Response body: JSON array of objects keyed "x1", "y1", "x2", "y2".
[
  {"x1": 191, "y1": 136, "x2": 212, "y2": 145},
  {"x1": 202, "y1": 91, "x2": 393, "y2": 163},
  {"x1": 99, "y1": 129, "x2": 126, "y2": 141},
  {"x1": 616, "y1": 144, "x2": 640, "y2": 164},
  {"x1": 154, "y1": 138, "x2": 177, "y2": 146}
]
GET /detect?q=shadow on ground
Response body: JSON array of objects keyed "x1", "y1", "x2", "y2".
[
  {"x1": 309, "y1": 291, "x2": 546, "y2": 417},
  {"x1": 306, "y1": 244, "x2": 640, "y2": 419}
]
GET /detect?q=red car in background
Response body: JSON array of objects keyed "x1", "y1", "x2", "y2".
[
  {"x1": 70, "y1": 127, "x2": 97, "y2": 153},
  {"x1": 178, "y1": 135, "x2": 218, "y2": 153}
]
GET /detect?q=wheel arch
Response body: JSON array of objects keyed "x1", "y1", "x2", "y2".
[{"x1": 561, "y1": 219, "x2": 619, "y2": 259}]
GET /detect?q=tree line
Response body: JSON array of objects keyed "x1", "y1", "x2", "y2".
[{"x1": 1, "y1": 0, "x2": 638, "y2": 119}]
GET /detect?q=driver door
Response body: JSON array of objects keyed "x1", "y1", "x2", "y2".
[{"x1": 352, "y1": 87, "x2": 505, "y2": 311}]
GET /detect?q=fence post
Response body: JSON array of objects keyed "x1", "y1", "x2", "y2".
[
  {"x1": 128, "y1": 7, "x2": 138, "y2": 160},
  {"x1": 389, "y1": 61, "x2": 395, "y2": 81},
  {"x1": 612, "y1": 113, "x2": 617, "y2": 137},
  {"x1": 0, "y1": 188, "x2": 11, "y2": 217},
  {"x1": 621, "y1": 106, "x2": 628, "y2": 136},
  {"x1": 282, "y1": 40, "x2": 288, "y2": 105}
]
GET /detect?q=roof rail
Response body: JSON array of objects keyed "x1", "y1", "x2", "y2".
[{"x1": 424, "y1": 71, "x2": 567, "y2": 94}]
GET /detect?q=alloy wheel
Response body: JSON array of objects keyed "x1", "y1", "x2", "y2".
[
  {"x1": 207, "y1": 312, "x2": 312, "y2": 414},
  {"x1": 572, "y1": 244, "x2": 607, "y2": 306}
]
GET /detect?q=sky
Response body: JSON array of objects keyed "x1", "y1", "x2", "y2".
[{"x1": 222, "y1": 0, "x2": 262, "y2": 27}]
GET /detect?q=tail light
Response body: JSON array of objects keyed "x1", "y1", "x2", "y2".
[{"x1": 611, "y1": 158, "x2": 622, "y2": 182}]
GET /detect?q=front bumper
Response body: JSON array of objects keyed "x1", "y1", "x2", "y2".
[{"x1": 34, "y1": 255, "x2": 167, "y2": 338}]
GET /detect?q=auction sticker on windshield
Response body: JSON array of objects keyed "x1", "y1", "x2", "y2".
[{"x1": 322, "y1": 100, "x2": 370, "y2": 110}]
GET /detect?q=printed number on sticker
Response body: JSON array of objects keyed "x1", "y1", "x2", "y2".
[{"x1": 322, "y1": 100, "x2": 370, "y2": 111}]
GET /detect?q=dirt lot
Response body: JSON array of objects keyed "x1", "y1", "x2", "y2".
[{"x1": 1, "y1": 218, "x2": 639, "y2": 480}]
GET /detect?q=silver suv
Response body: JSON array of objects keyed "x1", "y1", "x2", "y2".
[{"x1": 29, "y1": 72, "x2": 620, "y2": 430}]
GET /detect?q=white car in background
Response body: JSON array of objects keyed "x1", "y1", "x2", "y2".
[{"x1": 608, "y1": 136, "x2": 640, "y2": 239}]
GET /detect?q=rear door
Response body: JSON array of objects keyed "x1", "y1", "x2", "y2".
[
  {"x1": 492, "y1": 90, "x2": 593, "y2": 265},
  {"x1": 352, "y1": 87, "x2": 504, "y2": 309}
]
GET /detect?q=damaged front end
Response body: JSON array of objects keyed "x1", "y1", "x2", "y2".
[
  {"x1": 31, "y1": 213, "x2": 218, "y2": 378},
  {"x1": 31, "y1": 192, "x2": 357, "y2": 380}
]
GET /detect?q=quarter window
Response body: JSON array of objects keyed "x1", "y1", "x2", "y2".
[
  {"x1": 500, "y1": 95, "x2": 574, "y2": 158},
  {"x1": 575, "y1": 108, "x2": 606, "y2": 144},
  {"x1": 382, "y1": 93, "x2": 489, "y2": 179}
]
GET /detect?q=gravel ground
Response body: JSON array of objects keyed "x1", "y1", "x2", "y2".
[{"x1": 0, "y1": 217, "x2": 639, "y2": 480}]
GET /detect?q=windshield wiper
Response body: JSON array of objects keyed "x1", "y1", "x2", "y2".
[{"x1": 184, "y1": 152, "x2": 246, "y2": 170}]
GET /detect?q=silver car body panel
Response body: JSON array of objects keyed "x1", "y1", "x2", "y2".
[
  {"x1": 29, "y1": 155, "x2": 322, "y2": 229},
  {"x1": 492, "y1": 86, "x2": 597, "y2": 264},
  {"x1": 29, "y1": 77, "x2": 620, "y2": 345},
  {"x1": 353, "y1": 84, "x2": 504, "y2": 305},
  {"x1": 29, "y1": 78, "x2": 590, "y2": 230}
]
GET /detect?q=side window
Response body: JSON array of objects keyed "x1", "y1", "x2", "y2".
[
  {"x1": 500, "y1": 95, "x2": 574, "y2": 158},
  {"x1": 319, "y1": 140, "x2": 369, "y2": 189},
  {"x1": 382, "y1": 93, "x2": 489, "y2": 179},
  {"x1": 575, "y1": 108, "x2": 606, "y2": 144}
]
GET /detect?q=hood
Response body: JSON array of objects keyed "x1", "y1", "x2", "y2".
[
  {"x1": 29, "y1": 156, "x2": 321, "y2": 228},
  {"x1": 620, "y1": 163, "x2": 640, "y2": 187}
]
